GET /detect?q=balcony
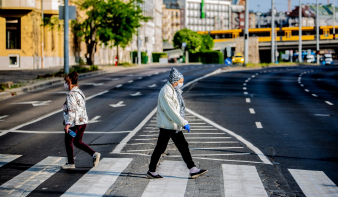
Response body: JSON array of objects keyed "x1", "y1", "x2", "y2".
[{"x1": 0, "y1": 0, "x2": 36, "y2": 10}]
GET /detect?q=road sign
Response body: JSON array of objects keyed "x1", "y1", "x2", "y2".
[
  {"x1": 225, "y1": 58, "x2": 232, "y2": 65},
  {"x1": 58, "y1": 6, "x2": 76, "y2": 20}
]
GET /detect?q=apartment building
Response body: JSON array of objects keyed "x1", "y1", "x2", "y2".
[{"x1": 163, "y1": 3, "x2": 181, "y2": 43}]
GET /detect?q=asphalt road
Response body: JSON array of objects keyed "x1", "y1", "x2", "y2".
[{"x1": 0, "y1": 64, "x2": 337, "y2": 197}]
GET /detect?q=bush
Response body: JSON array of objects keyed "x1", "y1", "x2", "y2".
[
  {"x1": 152, "y1": 52, "x2": 168, "y2": 63},
  {"x1": 189, "y1": 51, "x2": 223, "y2": 64},
  {"x1": 131, "y1": 51, "x2": 148, "y2": 64}
]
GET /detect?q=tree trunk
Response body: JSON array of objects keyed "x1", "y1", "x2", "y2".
[
  {"x1": 85, "y1": 21, "x2": 97, "y2": 65},
  {"x1": 116, "y1": 45, "x2": 119, "y2": 65}
]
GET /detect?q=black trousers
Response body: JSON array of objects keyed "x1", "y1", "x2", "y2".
[{"x1": 149, "y1": 128, "x2": 195, "y2": 172}]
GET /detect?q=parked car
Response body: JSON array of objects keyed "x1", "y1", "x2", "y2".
[
  {"x1": 324, "y1": 54, "x2": 333, "y2": 65},
  {"x1": 232, "y1": 53, "x2": 244, "y2": 64},
  {"x1": 306, "y1": 55, "x2": 315, "y2": 63}
]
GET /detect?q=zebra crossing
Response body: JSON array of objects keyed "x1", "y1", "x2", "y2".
[{"x1": 0, "y1": 154, "x2": 337, "y2": 196}]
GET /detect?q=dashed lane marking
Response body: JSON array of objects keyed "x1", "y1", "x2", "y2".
[
  {"x1": 246, "y1": 98, "x2": 251, "y2": 103},
  {"x1": 325, "y1": 101, "x2": 334, "y2": 105},
  {"x1": 312, "y1": 94, "x2": 318, "y2": 97},
  {"x1": 249, "y1": 108, "x2": 255, "y2": 114},
  {"x1": 255, "y1": 122, "x2": 263, "y2": 129}
]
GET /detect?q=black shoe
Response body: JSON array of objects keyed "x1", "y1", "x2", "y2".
[
  {"x1": 147, "y1": 171, "x2": 163, "y2": 179},
  {"x1": 190, "y1": 169, "x2": 208, "y2": 179}
]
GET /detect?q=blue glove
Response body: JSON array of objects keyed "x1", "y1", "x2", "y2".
[{"x1": 183, "y1": 124, "x2": 191, "y2": 133}]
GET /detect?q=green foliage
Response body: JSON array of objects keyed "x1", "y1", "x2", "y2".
[
  {"x1": 200, "y1": 34, "x2": 214, "y2": 51},
  {"x1": 189, "y1": 51, "x2": 223, "y2": 64},
  {"x1": 70, "y1": 65, "x2": 99, "y2": 73},
  {"x1": 72, "y1": 0, "x2": 150, "y2": 65},
  {"x1": 152, "y1": 53, "x2": 168, "y2": 62},
  {"x1": 131, "y1": 51, "x2": 148, "y2": 64},
  {"x1": 173, "y1": 28, "x2": 202, "y2": 53}
]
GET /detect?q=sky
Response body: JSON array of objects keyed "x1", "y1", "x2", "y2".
[{"x1": 250, "y1": 0, "x2": 338, "y2": 13}]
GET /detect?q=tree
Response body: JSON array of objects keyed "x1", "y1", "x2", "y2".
[
  {"x1": 73, "y1": 0, "x2": 149, "y2": 65},
  {"x1": 173, "y1": 28, "x2": 202, "y2": 53},
  {"x1": 200, "y1": 34, "x2": 214, "y2": 51}
]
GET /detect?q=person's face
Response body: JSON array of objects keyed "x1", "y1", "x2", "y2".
[{"x1": 172, "y1": 78, "x2": 184, "y2": 88}]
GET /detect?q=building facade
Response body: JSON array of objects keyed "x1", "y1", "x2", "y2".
[
  {"x1": 185, "y1": 0, "x2": 231, "y2": 32},
  {"x1": 162, "y1": 3, "x2": 181, "y2": 43}
]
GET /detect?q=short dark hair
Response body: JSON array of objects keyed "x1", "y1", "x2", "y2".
[{"x1": 64, "y1": 71, "x2": 79, "y2": 85}]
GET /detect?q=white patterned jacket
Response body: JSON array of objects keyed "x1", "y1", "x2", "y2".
[{"x1": 63, "y1": 86, "x2": 88, "y2": 127}]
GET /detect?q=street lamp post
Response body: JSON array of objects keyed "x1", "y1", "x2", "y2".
[
  {"x1": 41, "y1": 0, "x2": 44, "y2": 69},
  {"x1": 244, "y1": 0, "x2": 249, "y2": 66},
  {"x1": 299, "y1": 0, "x2": 303, "y2": 63},
  {"x1": 271, "y1": 0, "x2": 275, "y2": 63},
  {"x1": 316, "y1": 0, "x2": 320, "y2": 64},
  {"x1": 64, "y1": 0, "x2": 69, "y2": 74}
]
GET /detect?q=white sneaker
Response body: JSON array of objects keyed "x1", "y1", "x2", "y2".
[
  {"x1": 93, "y1": 152, "x2": 101, "y2": 167},
  {"x1": 61, "y1": 163, "x2": 75, "y2": 170}
]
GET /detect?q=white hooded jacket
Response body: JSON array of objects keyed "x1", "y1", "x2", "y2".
[{"x1": 156, "y1": 82, "x2": 188, "y2": 130}]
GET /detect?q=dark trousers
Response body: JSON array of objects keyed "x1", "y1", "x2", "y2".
[
  {"x1": 149, "y1": 128, "x2": 195, "y2": 172},
  {"x1": 65, "y1": 124, "x2": 95, "y2": 164}
]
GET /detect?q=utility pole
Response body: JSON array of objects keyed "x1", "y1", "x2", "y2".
[
  {"x1": 244, "y1": 0, "x2": 249, "y2": 66},
  {"x1": 299, "y1": 0, "x2": 302, "y2": 63},
  {"x1": 333, "y1": 0, "x2": 336, "y2": 39},
  {"x1": 316, "y1": 0, "x2": 320, "y2": 64},
  {"x1": 64, "y1": 0, "x2": 69, "y2": 74},
  {"x1": 41, "y1": 0, "x2": 44, "y2": 69},
  {"x1": 271, "y1": 0, "x2": 275, "y2": 63}
]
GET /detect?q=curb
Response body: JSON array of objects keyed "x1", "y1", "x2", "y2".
[{"x1": 0, "y1": 70, "x2": 106, "y2": 100}]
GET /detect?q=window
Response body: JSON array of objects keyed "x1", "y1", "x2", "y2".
[
  {"x1": 145, "y1": 37, "x2": 148, "y2": 43},
  {"x1": 9, "y1": 54, "x2": 20, "y2": 67},
  {"x1": 6, "y1": 18, "x2": 21, "y2": 49}
]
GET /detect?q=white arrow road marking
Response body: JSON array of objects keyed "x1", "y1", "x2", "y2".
[
  {"x1": 0, "y1": 115, "x2": 9, "y2": 121},
  {"x1": 12, "y1": 101, "x2": 52, "y2": 106},
  {"x1": 110, "y1": 101, "x2": 126, "y2": 108},
  {"x1": 88, "y1": 116, "x2": 101, "y2": 124},
  {"x1": 130, "y1": 92, "x2": 142, "y2": 96},
  {"x1": 148, "y1": 84, "x2": 157, "y2": 88},
  {"x1": 82, "y1": 83, "x2": 104, "y2": 86},
  {"x1": 161, "y1": 79, "x2": 168, "y2": 82}
]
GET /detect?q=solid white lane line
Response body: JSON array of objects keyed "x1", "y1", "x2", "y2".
[
  {"x1": 8, "y1": 90, "x2": 109, "y2": 132},
  {"x1": 249, "y1": 108, "x2": 255, "y2": 114},
  {"x1": 134, "y1": 139, "x2": 155, "y2": 141},
  {"x1": 288, "y1": 169, "x2": 338, "y2": 197},
  {"x1": 189, "y1": 123, "x2": 207, "y2": 125},
  {"x1": 167, "y1": 153, "x2": 248, "y2": 157},
  {"x1": 190, "y1": 147, "x2": 243, "y2": 150},
  {"x1": 0, "y1": 156, "x2": 66, "y2": 197},
  {"x1": 61, "y1": 158, "x2": 132, "y2": 197},
  {"x1": 243, "y1": 87, "x2": 247, "y2": 90},
  {"x1": 139, "y1": 135, "x2": 158, "y2": 137},
  {"x1": 185, "y1": 137, "x2": 231, "y2": 139},
  {"x1": 189, "y1": 126, "x2": 213, "y2": 127},
  {"x1": 255, "y1": 122, "x2": 263, "y2": 129},
  {"x1": 187, "y1": 141, "x2": 238, "y2": 144},
  {"x1": 185, "y1": 133, "x2": 223, "y2": 134},
  {"x1": 186, "y1": 109, "x2": 271, "y2": 165},
  {"x1": 190, "y1": 129, "x2": 218, "y2": 130},
  {"x1": 141, "y1": 161, "x2": 189, "y2": 197},
  {"x1": 305, "y1": 89, "x2": 309, "y2": 92},
  {"x1": 325, "y1": 101, "x2": 334, "y2": 105},
  {"x1": 222, "y1": 164, "x2": 268, "y2": 197},
  {"x1": 193, "y1": 157, "x2": 265, "y2": 164},
  {"x1": 0, "y1": 154, "x2": 22, "y2": 167},
  {"x1": 112, "y1": 108, "x2": 157, "y2": 153},
  {"x1": 115, "y1": 84, "x2": 123, "y2": 88},
  {"x1": 246, "y1": 98, "x2": 251, "y2": 103},
  {"x1": 128, "y1": 143, "x2": 154, "y2": 145},
  {"x1": 244, "y1": 92, "x2": 248, "y2": 95},
  {"x1": 312, "y1": 94, "x2": 318, "y2": 97},
  {"x1": 3, "y1": 130, "x2": 131, "y2": 134}
]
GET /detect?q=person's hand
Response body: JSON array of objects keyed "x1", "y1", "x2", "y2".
[
  {"x1": 183, "y1": 124, "x2": 191, "y2": 133},
  {"x1": 64, "y1": 124, "x2": 70, "y2": 133}
]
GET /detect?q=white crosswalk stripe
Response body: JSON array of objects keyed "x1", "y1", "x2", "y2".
[
  {"x1": 222, "y1": 164, "x2": 268, "y2": 197},
  {"x1": 0, "y1": 156, "x2": 66, "y2": 197},
  {"x1": 0, "y1": 154, "x2": 21, "y2": 167},
  {"x1": 61, "y1": 158, "x2": 132, "y2": 197},
  {"x1": 289, "y1": 169, "x2": 338, "y2": 197},
  {"x1": 142, "y1": 161, "x2": 189, "y2": 197}
]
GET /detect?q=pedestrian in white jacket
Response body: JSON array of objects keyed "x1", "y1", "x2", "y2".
[{"x1": 147, "y1": 68, "x2": 208, "y2": 179}]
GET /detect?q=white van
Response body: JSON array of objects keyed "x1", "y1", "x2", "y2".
[{"x1": 306, "y1": 55, "x2": 315, "y2": 63}]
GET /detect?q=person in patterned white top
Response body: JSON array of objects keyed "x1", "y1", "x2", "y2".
[{"x1": 61, "y1": 71, "x2": 101, "y2": 170}]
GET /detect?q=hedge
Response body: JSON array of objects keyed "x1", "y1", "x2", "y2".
[
  {"x1": 152, "y1": 53, "x2": 168, "y2": 63},
  {"x1": 189, "y1": 51, "x2": 223, "y2": 64},
  {"x1": 131, "y1": 51, "x2": 148, "y2": 64}
]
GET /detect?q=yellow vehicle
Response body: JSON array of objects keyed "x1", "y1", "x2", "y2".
[{"x1": 232, "y1": 53, "x2": 244, "y2": 64}]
